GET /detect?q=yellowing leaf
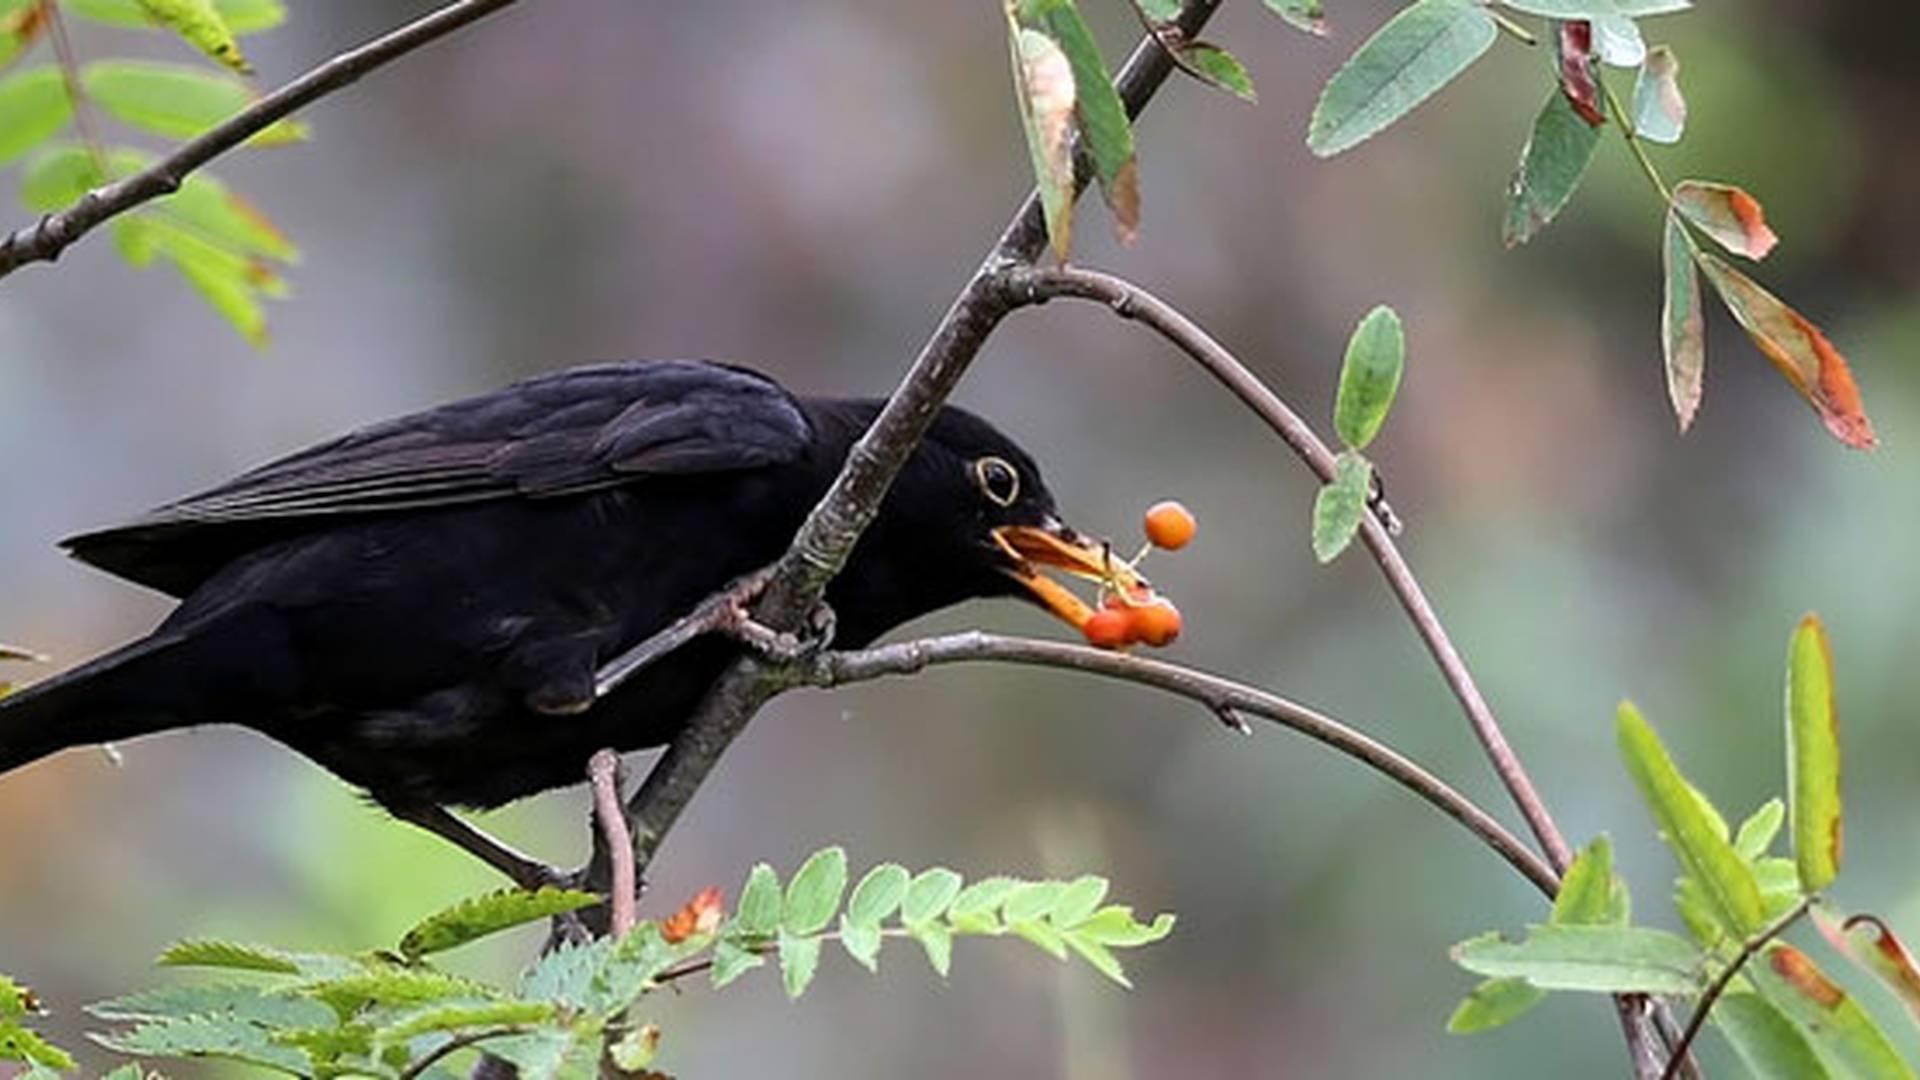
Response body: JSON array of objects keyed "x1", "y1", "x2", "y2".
[
  {"x1": 1008, "y1": 22, "x2": 1076, "y2": 259},
  {"x1": 0, "y1": 2, "x2": 46, "y2": 69},
  {"x1": 1785, "y1": 613, "x2": 1841, "y2": 892},
  {"x1": 134, "y1": 0, "x2": 249, "y2": 73},
  {"x1": 83, "y1": 61, "x2": 305, "y2": 144},
  {"x1": 1697, "y1": 253, "x2": 1876, "y2": 449},
  {"x1": 1674, "y1": 180, "x2": 1777, "y2": 260}
]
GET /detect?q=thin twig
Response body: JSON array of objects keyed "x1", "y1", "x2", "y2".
[
  {"x1": 1659, "y1": 896, "x2": 1815, "y2": 1080},
  {"x1": 808, "y1": 631, "x2": 1560, "y2": 895},
  {"x1": 39, "y1": 0, "x2": 106, "y2": 171},
  {"x1": 399, "y1": 1027, "x2": 524, "y2": 1080},
  {"x1": 611, "y1": 0, "x2": 1228, "y2": 883},
  {"x1": 0, "y1": 0, "x2": 524, "y2": 278},
  {"x1": 588, "y1": 750, "x2": 636, "y2": 938}
]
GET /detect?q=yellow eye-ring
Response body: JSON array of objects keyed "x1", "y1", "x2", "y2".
[{"x1": 973, "y1": 456, "x2": 1020, "y2": 507}]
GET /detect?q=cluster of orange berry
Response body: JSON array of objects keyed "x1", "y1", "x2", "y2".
[{"x1": 1082, "y1": 501, "x2": 1194, "y2": 650}]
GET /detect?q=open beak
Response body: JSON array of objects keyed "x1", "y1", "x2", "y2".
[{"x1": 991, "y1": 520, "x2": 1150, "y2": 629}]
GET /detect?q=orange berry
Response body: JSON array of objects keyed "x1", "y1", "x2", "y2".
[
  {"x1": 1083, "y1": 608, "x2": 1133, "y2": 649},
  {"x1": 1130, "y1": 598, "x2": 1182, "y2": 647},
  {"x1": 1143, "y1": 500, "x2": 1197, "y2": 550}
]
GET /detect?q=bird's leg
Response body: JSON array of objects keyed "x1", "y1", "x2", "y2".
[
  {"x1": 389, "y1": 803, "x2": 571, "y2": 891},
  {"x1": 593, "y1": 565, "x2": 780, "y2": 700}
]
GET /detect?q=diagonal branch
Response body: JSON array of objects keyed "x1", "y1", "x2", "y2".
[
  {"x1": 806, "y1": 631, "x2": 1560, "y2": 897},
  {"x1": 0, "y1": 0, "x2": 525, "y2": 279}
]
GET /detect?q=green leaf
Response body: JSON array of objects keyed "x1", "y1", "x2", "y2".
[
  {"x1": 1047, "y1": 875, "x2": 1110, "y2": 928},
  {"x1": 133, "y1": 0, "x2": 250, "y2": 73},
  {"x1": 0, "y1": 68, "x2": 72, "y2": 168},
  {"x1": 777, "y1": 932, "x2": 822, "y2": 999},
  {"x1": 947, "y1": 876, "x2": 1020, "y2": 932},
  {"x1": 709, "y1": 937, "x2": 765, "y2": 989},
  {"x1": 1447, "y1": 977, "x2": 1547, "y2": 1034},
  {"x1": 1616, "y1": 701, "x2": 1766, "y2": 935},
  {"x1": 164, "y1": 172, "x2": 299, "y2": 261},
  {"x1": 399, "y1": 887, "x2": 601, "y2": 960},
  {"x1": 1735, "y1": 799, "x2": 1787, "y2": 861},
  {"x1": 518, "y1": 938, "x2": 612, "y2": 1010},
  {"x1": 0, "y1": 975, "x2": 33, "y2": 1020},
  {"x1": 1785, "y1": 613, "x2": 1842, "y2": 892},
  {"x1": 1007, "y1": 22, "x2": 1076, "y2": 260},
  {"x1": 900, "y1": 868, "x2": 963, "y2": 926},
  {"x1": 91, "y1": 1015, "x2": 308, "y2": 1074},
  {"x1": 156, "y1": 938, "x2": 302, "y2": 974},
  {"x1": 1754, "y1": 857, "x2": 1802, "y2": 920},
  {"x1": 65, "y1": 0, "x2": 283, "y2": 33},
  {"x1": 838, "y1": 916, "x2": 884, "y2": 972},
  {"x1": 484, "y1": 1023, "x2": 603, "y2": 1080},
  {"x1": 1334, "y1": 304, "x2": 1405, "y2": 449},
  {"x1": 1662, "y1": 209, "x2": 1706, "y2": 431},
  {"x1": 1813, "y1": 909, "x2": 1920, "y2": 1029},
  {"x1": 1067, "y1": 906, "x2": 1175, "y2": 947},
  {"x1": 1177, "y1": 42, "x2": 1255, "y2": 102},
  {"x1": 1009, "y1": 917, "x2": 1070, "y2": 960},
  {"x1": 1002, "y1": 880, "x2": 1064, "y2": 924},
  {"x1": 89, "y1": 984, "x2": 331, "y2": 1029},
  {"x1": 83, "y1": 61, "x2": 306, "y2": 144},
  {"x1": 373, "y1": 1000, "x2": 557, "y2": 1044},
  {"x1": 1450, "y1": 926, "x2": 1704, "y2": 995},
  {"x1": 1499, "y1": 0, "x2": 1691, "y2": 16},
  {"x1": 912, "y1": 921, "x2": 954, "y2": 977},
  {"x1": 1060, "y1": 930, "x2": 1133, "y2": 987},
  {"x1": 1502, "y1": 87, "x2": 1603, "y2": 247},
  {"x1": 298, "y1": 967, "x2": 491, "y2": 1017},
  {"x1": 1264, "y1": 0, "x2": 1327, "y2": 36},
  {"x1": 845, "y1": 863, "x2": 910, "y2": 928},
  {"x1": 1134, "y1": 0, "x2": 1181, "y2": 20},
  {"x1": 1016, "y1": 0, "x2": 1138, "y2": 242},
  {"x1": 1306, "y1": 0, "x2": 1496, "y2": 157},
  {"x1": 1632, "y1": 45, "x2": 1685, "y2": 144},
  {"x1": 784, "y1": 847, "x2": 849, "y2": 935},
  {"x1": 20, "y1": 144, "x2": 100, "y2": 210},
  {"x1": 1311, "y1": 451, "x2": 1372, "y2": 563},
  {"x1": 0, "y1": 5, "x2": 45, "y2": 73},
  {"x1": 737, "y1": 863, "x2": 783, "y2": 936},
  {"x1": 1750, "y1": 943, "x2": 1914, "y2": 1080},
  {"x1": 1714, "y1": 990, "x2": 1832, "y2": 1080},
  {"x1": 0, "y1": 1022, "x2": 73, "y2": 1071},
  {"x1": 1552, "y1": 836, "x2": 1628, "y2": 926},
  {"x1": 590, "y1": 922, "x2": 685, "y2": 1013}
]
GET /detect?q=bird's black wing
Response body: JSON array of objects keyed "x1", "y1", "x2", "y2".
[{"x1": 64, "y1": 360, "x2": 814, "y2": 596}]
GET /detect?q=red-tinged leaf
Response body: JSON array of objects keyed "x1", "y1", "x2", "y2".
[
  {"x1": 1557, "y1": 21, "x2": 1605, "y2": 127},
  {"x1": 1697, "y1": 254, "x2": 1875, "y2": 449},
  {"x1": 1631, "y1": 45, "x2": 1685, "y2": 144},
  {"x1": 1007, "y1": 23, "x2": 1076, "y2": 260},
  {"x1": 1814, "y1": 910, "x2": 1920, "y2": 1026},
  {"x1": 1754, "y1": 942, "x2": 1914, "y2": 1078},
  {"x1": 661, "y1": 886, "x2": 726, "y2": 944},
  {"x1": 1674, "y1": 180, "x2": 1778, "y2": 260},
  {"x1": 0, "y1": 3, "x2": 48, "y2": 69},
  {"x1": 1662, "y1": 210, "x2": 1705, "y2": 430}
]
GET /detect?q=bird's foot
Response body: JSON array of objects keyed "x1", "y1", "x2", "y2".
[{"x1": 721, "y1": 599, "x2": 835, "y2": 663}]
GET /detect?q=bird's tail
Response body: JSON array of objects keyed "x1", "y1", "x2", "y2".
[{"x1": 0, "y1": 635, "x2": 186, "y2": 775}]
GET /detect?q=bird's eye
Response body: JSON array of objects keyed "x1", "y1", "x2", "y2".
[{"x1": 973, "y1": 456, "x2": 1020, "y2": 507}]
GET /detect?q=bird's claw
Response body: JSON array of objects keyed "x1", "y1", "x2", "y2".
[{"x1": 722, "y1": 600, "x2": 835, "y2": 663}]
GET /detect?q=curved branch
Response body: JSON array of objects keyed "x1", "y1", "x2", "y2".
[
  {"x1": 1005, "y1": 265, "x2": 1575, "y2": 874},
  {"x1": 0, "y1": 0, "x2": 524, "y2": 279},
  {"x1": 1659, "y1": 895, "x2": 1814, "y2": 1080},
  {"x1": 807, "y1": 631, "x2": 1560, "y2": 896}
]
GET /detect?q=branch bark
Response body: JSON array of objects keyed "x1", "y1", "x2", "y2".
[{"x1": 0, "y1": 0, "x2": 525, "y2": 279}]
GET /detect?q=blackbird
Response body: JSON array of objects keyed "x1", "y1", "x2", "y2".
[{"x1": 0, "y1": 360, "x2": 1143, "y2": 880}]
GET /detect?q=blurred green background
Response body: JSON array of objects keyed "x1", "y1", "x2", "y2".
[{"x1": 3, "y1": 1, "x2": 1918, "y2": 1076}]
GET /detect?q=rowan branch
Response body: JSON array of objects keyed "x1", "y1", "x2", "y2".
[
  {"x1": 806, "y1": 631, "x2": 1559, "y2": 896},
  {"x1": 1659, "y1": 895, "x2": 1815, "y2": 1080},
  {"x1": 0, "y1": 0, "x2": 525, "y2": 279}
]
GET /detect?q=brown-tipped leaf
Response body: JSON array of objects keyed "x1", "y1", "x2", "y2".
[
  {"x1": 1674, "y1": 180, "x2": 1778, "y2": 260},
  {"x1": 1556, "y1": 21, "x2": 1605, "y2": 127},
  {"x1": 1662, "y1": 210, "x2": 1706, "y2": 430},
  {"x1": 1753, "y1": 943, "x2": 1915, "y2": 1079},
  {"x1": 1813, "y1": 909, "x2": 1920, "y2": 1027},
  {"x1": 1697, "y1": 253, "x2": 1876, "y2": 449},
  {"x1": 1785, "y1": 613, "x2": 1842, "y2": 891},
  {"x1": 1007, "y1": 22, "x2": 1077, "y2": 260}
]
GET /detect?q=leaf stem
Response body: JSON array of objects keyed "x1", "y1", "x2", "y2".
[
  {"x1": 398, "y1": 1027, "x2": 526, "y2": 1080},
  {"x1": 1603, "y1": 74, "x2": 1671, "y2": 205},
  {"x1": 38, "y1": 0, "x2": 107, "y2": 172},
  {"x1": 1657, "y1": 895, "x2": 1816, "y2": 1080}
]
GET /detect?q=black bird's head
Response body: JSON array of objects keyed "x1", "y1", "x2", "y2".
[{"x1": 804, "y1": 400, "x2": 1149, "y2": 648}]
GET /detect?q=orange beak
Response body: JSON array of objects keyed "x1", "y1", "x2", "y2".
[{"x1": 991, "y1": 522, "x2": 1151, "y2": 629}]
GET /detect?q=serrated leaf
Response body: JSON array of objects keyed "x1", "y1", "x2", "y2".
[
  {"x1": 1735, "y1": 799, "x2": 1787, "y2": 861},
  {"x1": 133, "y1": 0, "x2": 249, "y2": 73},
  {"x1": 1007, "y1": 22, "x2": 1076, "y2": 260},
  {"x1": 88, "y1": 983, "x2": 331, "y2": 1029},
  {"x1": 784, "y1": 847, "x2": 848, "y2": 936},
  {"x1": 1068, "y1": 906, "x2": 1175, "y2": 947},
  {"x1": 1714, "y1": 990, "x2": 1831, "y2": 1080},
  {"x1": 1311, "y1": 451, "x2": 1372, "y2": 563},
  {"x1": 1307, "y1": 0, "x2": 1496, "y2": 157},
  {"x1": 0, "y1": 68, "x2": 72, "y2": 168},
  {"x1": 399, "y1": 887, "x2": 601, "y2": 960},
  {"x1": 1016, "y1": 0, "x2": 1138, "y2": 243},
  {"x1": 1264, "y1": 0, "x2": 1327, "y2": 36},
  {"x1": 1553, "y1": 836, "x2": 1628, "y2": 926},
  {"x1": 912, "y1": 922, "x2": 953, "y2": 977},
  {"x1": 1047, "y1": 876, "x2": 1110, "y2": 928},
  {"x1": 1449, "y1": 925, "x2": 1704, "y2": 994},
  {"x1": 83, "y1": 61, "x2": 305, "y2": 145},
  {"x1": 65, "y1": 0, "x2": 282, "y2": 33},
  {"x1": 484, "y1": 1023, "x2": 602, "y2": 1080},
  {"x1": 91, "y1": 1015, "x2": 307, "y2": 1074},
  {"x1": 736, "y1": 863, "x2": 783, "y2": 936},
  {"x1": 1009, "y1": 917, "x2": 1070, "y2": 960},
  {"x1": 1662, "y1": 209, "x2": 1706, "y2": 431},
  {"x1": 0, "y1": 1022, "x2": 73, "y2": 1071},
  {"x1": 1061, "y1": 930, "x2": 1132, "y2": 987},
  {"x1": 947, "y1": 876, "x2": 1019, "y2": 932},
  {"x1": 1751, "y1": 943, "x2": 1914, "y2": 1080},
  {"x1": 1632, "y1": 45, "x2": 1685, "y2": 144},
  {"x1": 271, "y1": 1022, "x2": 372, "y2": 1060},
  {"x1": 838, "y1": 916, "x2": 884, "y2": 972},
  {"x1": 1813, "y1": 910, "x2": 1920, "y2": 1027},
  {"x1": 1002, "y1": 881, "x2": 1064, "y2": 924},
  {"x1": 298, "y1": 967, "x2": 491, "y2": 1018},
  {"x1": 778, "y1": 932, "x2": 822, "y2": 998},
  {"x1": 1334, "y1": 304, "x2": 1405, "y2": 449},
  {"x1": 1447, "y1": 976, "x2": 1547, "y2": 1034},
  {"x1": 157, "y1": 939, "x2": 302, "y2": 974},
  {"x1": 1177, "y1": 42, "x2": 1255, "y2": 102},
  {"x1": 709, "y1": 937, "x2": 765, "y2": 989},
  {"x1": 1503, "y1": 86, "x2": 1603, "y2": 247},
  {"x1": 1673, "y1": 180, "x2": 1778, "y2": 260},
  {"x1": 371, "y1": 999, "x2": 556, "y2": 1044},
  {"x1": 845, "y1": 864, "x2": 910, "y2": 928},
  {"x1": 519, "y1": 938, "x2": 611, "y2": 1010},
  {"x1": 1616, "y1": 701, "x2": 1766, "y2": 935},
  {"x1": 1696, "y1": 253, "x2": 1875, "y2": 449},
  {"x1": 1785, "y1": 613, "x2": 1842, "y2": 892},
  {"x1": 900, "y1": 868, "x2": 963, "y2": 926}
]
